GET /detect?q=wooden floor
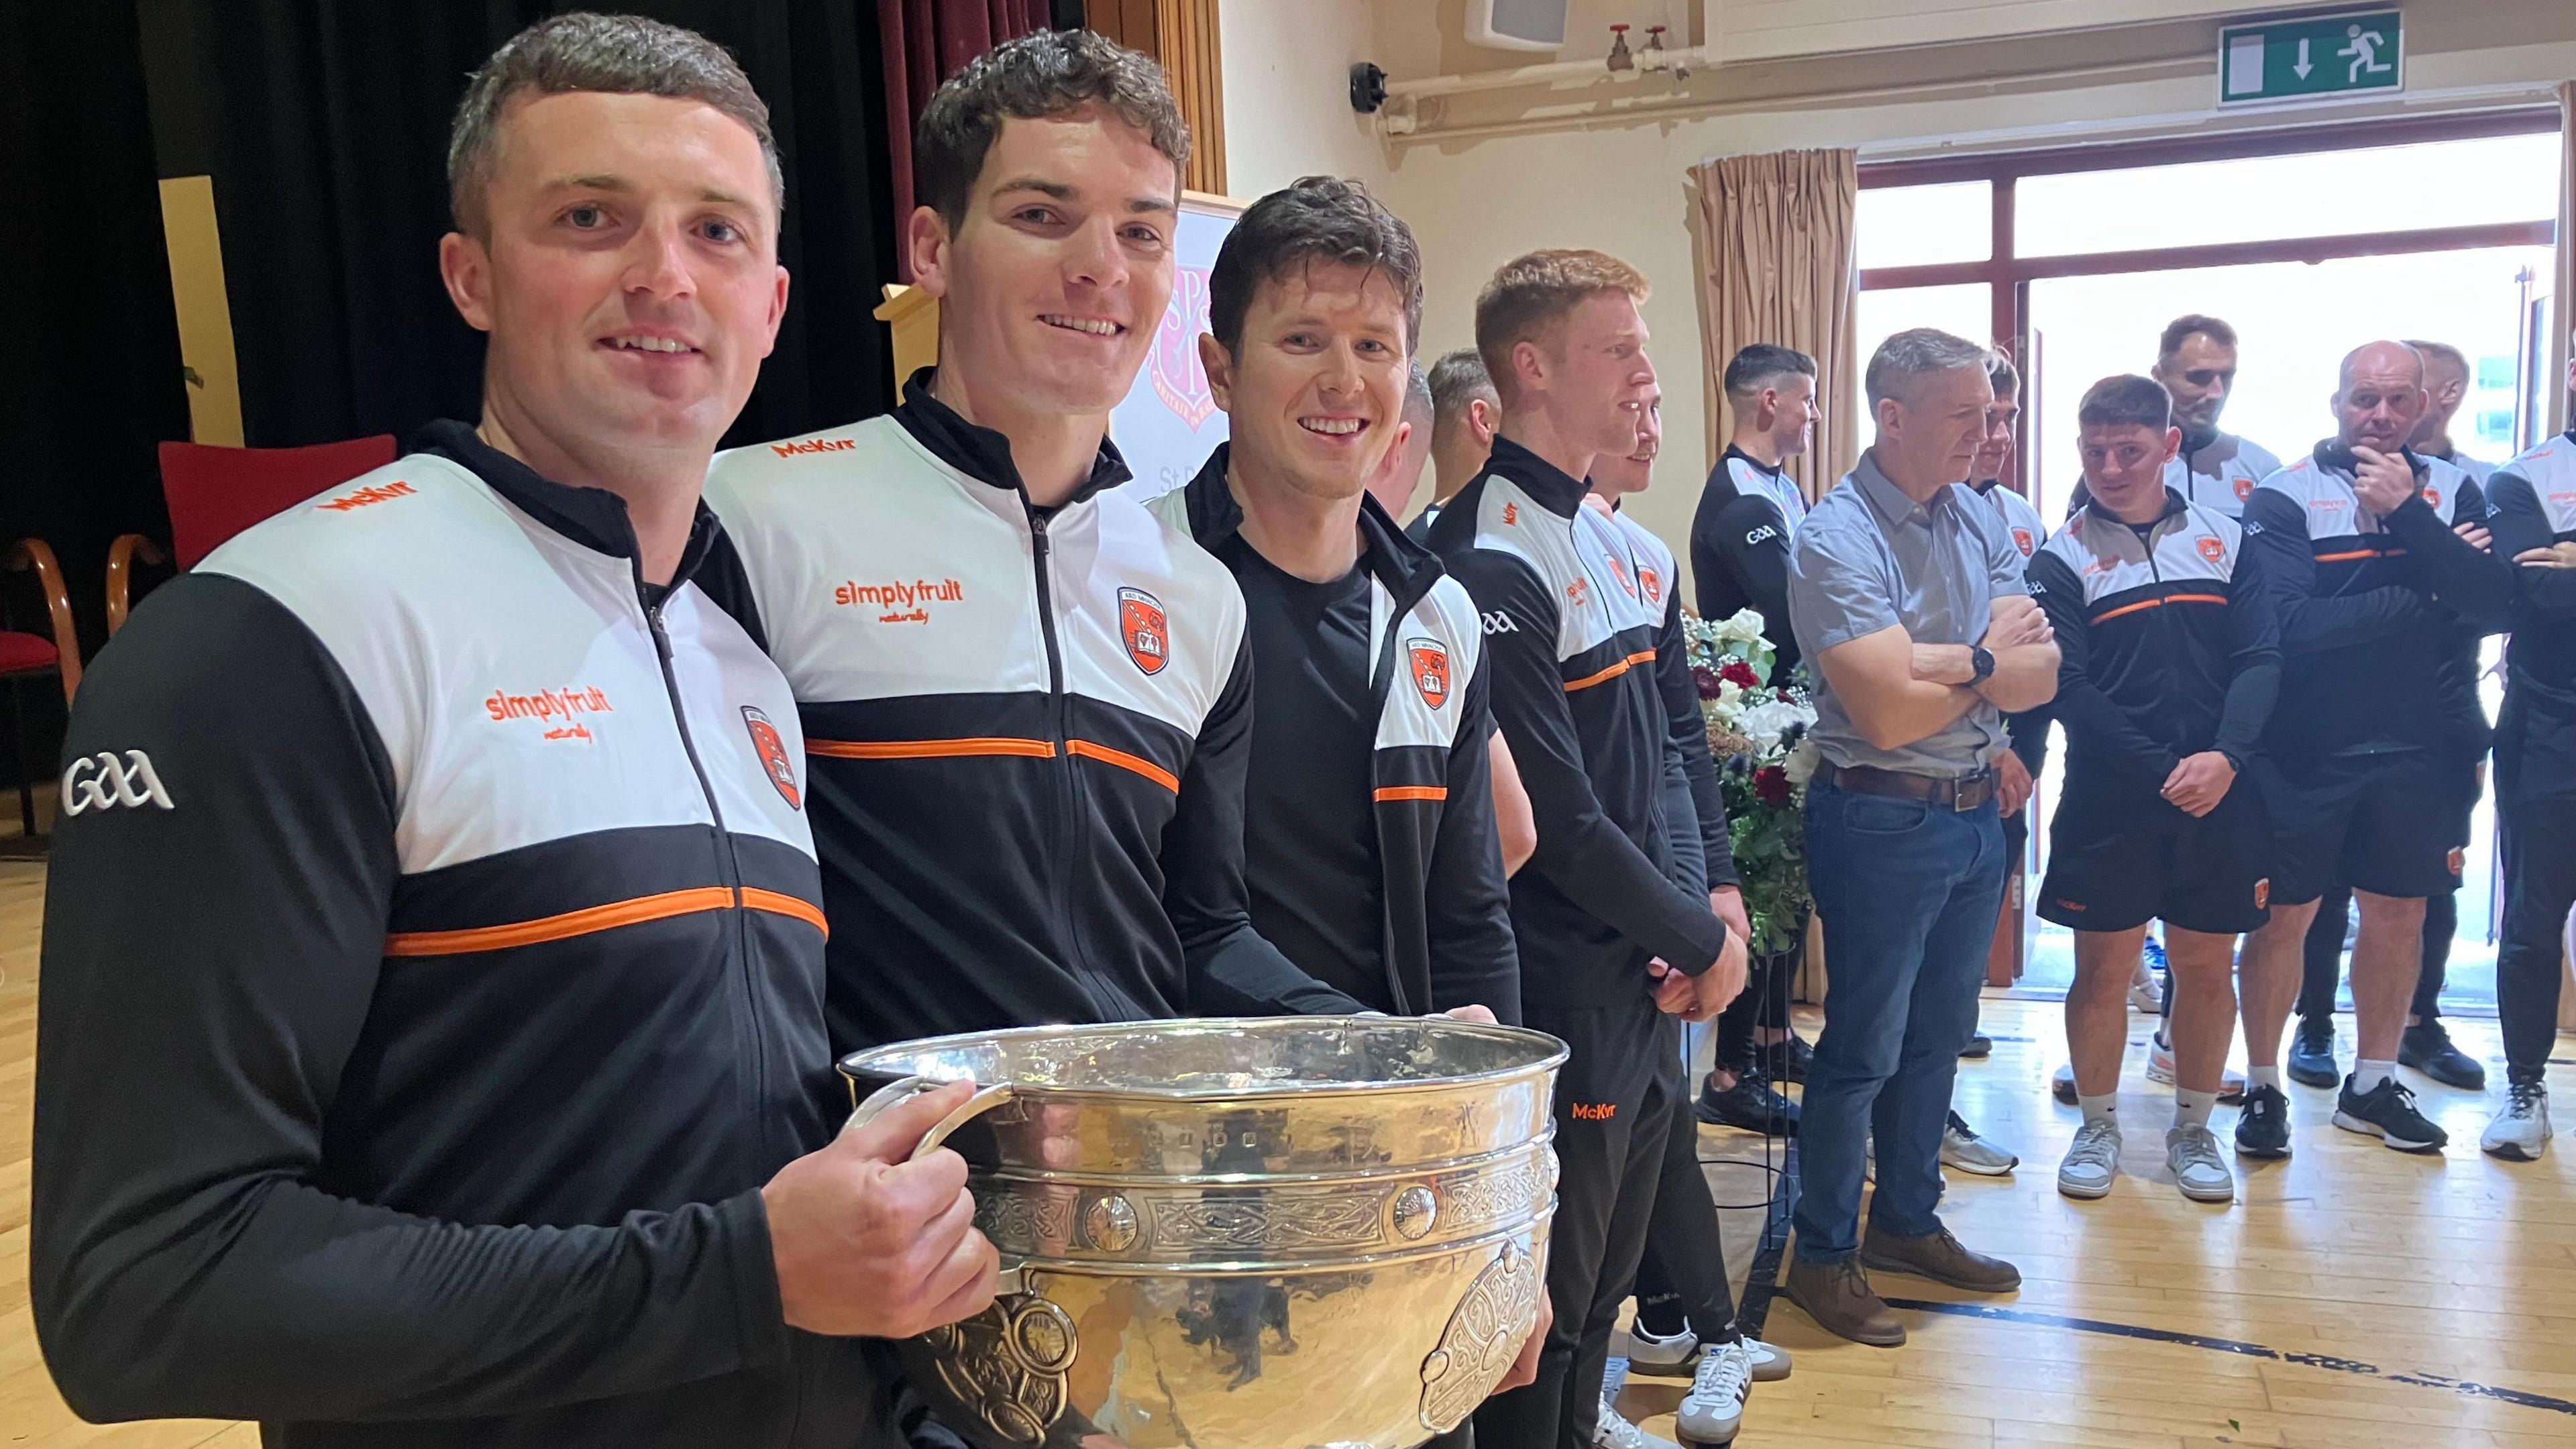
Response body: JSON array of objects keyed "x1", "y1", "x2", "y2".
[{"x1": 4, "y1": 856, "x2": 2573, "y2": 1447}]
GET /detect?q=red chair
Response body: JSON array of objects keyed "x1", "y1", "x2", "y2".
[{"x1": 107, "y1": 435, "x2": 398, "y2": 633}]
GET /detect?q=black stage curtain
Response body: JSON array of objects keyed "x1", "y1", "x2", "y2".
[
  {"x1": 131, "y1": 0, "x2": 904, "y2": 454},
  {"x1": 0, "y1": 0, "x2": 190, "y2": 773}
]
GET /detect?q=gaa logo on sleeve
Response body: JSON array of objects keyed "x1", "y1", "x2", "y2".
[
  {"x1": 1118, "y1": 586, "x2": 1169, "y2": 676},
  {"x1": 1406, "y1": 638, "x2": 1450, "y2": 710}
]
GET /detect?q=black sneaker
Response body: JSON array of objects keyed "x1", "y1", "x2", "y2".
[
  {"x1": 2234, "y1": 1083, "x2": 2292, "y2": 1159},
  {"x1": 2399, "y1": 1020, "x2": 2486, "y2": 1091},
  {"x1": 1696, "y1": 1068, "x2": 1800, "y2": 1137},
  {"x1": 1763, "y1": 1032, "x2": 1813, "y2": 1085},
  {"x1": 2333, "y1": 1075, "x2": 2448, "y2": 1152},
  {"x1": 1959, "y1": 1033, "x2": 1993, "y2": 1060},
  {"x1": 2286, "y1": 1016, "x2": 2341, "y2": 1089}
]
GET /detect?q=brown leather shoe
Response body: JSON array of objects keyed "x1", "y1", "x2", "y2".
[
  {"x1": 1859, "y1": 1224, "x2": 2022, "y2": 1293},
  {"x1": 1782, "y1": 1256, "x2": 1907, "y2": 1346}
]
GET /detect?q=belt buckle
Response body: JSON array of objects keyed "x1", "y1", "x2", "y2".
[{"x1": 1951, "y1": 771, "x2": 1984, "y2": 812}]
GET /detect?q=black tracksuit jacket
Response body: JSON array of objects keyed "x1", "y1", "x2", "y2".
[
  {"x1": 1159, "y1": 448, "x2": 1520, "y2": 1019},
  {"x1": 1428, "y1": 439, "x2": 1731, "y2": 1009},
  {"x1": 33, "y1": 424, "x2": 881, "y2": 1448}
]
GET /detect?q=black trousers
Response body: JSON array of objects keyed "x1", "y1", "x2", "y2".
[
  {"x1": 1712, "y1": 943, "x2": 1795, "y2": 1073},
  {"x1": 2498, "y1": 791, "x2": 2576, "y2": 1084},
  {"x1": 1629, "y1": 1057, "x2": 1742, "y2": 1344},
  {"x1": 1475, "y1": 1001, "x2": 1673, "y2": 1449},
  {"x1": 2294, "y1": 885, "x2": 2451, "y2": 1026}
]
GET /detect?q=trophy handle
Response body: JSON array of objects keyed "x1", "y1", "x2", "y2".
[{"x1": 844, "y1": 1075, "x2": 1027, "y2": 1293}]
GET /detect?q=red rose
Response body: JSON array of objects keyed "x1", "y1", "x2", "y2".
[
  {"x1": 1754, "y1": 765, "x2": 1790, "y2": 805},
  {"x1": 1719, "y1": 659, "x2": 1761, "y2": 690},
  {"x1": 1693, "y1": 665, "x2": 1723, "y2": 700}
]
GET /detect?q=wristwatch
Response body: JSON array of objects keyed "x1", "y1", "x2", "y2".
[{"x1": 1968, "y1": 645, "x2": 1996, "y2": 684}]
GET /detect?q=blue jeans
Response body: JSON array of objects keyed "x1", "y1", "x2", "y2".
[{"x1": 1792, "y1": 778, "x2": 2005, "y2": 1264}]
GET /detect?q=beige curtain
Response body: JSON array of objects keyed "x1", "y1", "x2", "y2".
[{"x1": 1689, "y1": 148, "x2": 1860, "y2": 506}]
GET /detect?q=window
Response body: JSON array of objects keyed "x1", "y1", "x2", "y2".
[{"x1": 1855, "y1": 181, "x2": 1990, "y2": 270}]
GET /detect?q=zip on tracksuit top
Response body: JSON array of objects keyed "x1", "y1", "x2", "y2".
[
  {"x1": 1587, "y1": 496, "x2": 1741, "y2": 900},
  {"x1": 2485, "y1": 429, "x2": 2576, "y2": 802},
  {"x1": 1153, "y1": 446, "x2": 1519, "y2": 1020},
  {"x1": 32, "y1": 423, "x2": 878, "y2": 1448},
  {"x1": 2025, "y1": 488, "x2": 2281, "y2": 814},
  {"x1": 2241, "y1": 443, "x2": 2513, "y2": 788},
  {"x1": 702, "y1": 376, "x2": 1362, "y2": 1051},
  {"x1": 1429, "y1": 437, "x2": 1731, "y2": 1007}
]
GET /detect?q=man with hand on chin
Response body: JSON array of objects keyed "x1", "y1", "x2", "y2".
[
  {"x1": 706, "y1": 32, "x2": 1367, "y2": 1057},
  {"x1": 1432, "y1": 250, "x2": 1747, "y2": 1449},
  {"x1": 1780, "y1": 329, "x2": 2057, "y2": 1348},
  {"x1": 2030, "y1": 376, "x2": 2279, "y2": 1207},
  {"x1": 35, "y1": 17, "x2": 994, "y2": 1446},
  {"x1": 2234, "y1": 341, "x2": 2512, "y2": 1157}
]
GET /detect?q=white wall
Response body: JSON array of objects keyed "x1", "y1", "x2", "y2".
[
  {"x1": 1218, "y1": 0, "x2": 2576, "y2": 585},
  {"x1": 1217, "y1": 0, "x2": 1394, "y2": 199}
]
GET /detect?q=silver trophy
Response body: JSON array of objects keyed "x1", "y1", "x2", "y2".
[{"x1": 840, "y1": 1016, "x2": 1566, "y2": 1449}]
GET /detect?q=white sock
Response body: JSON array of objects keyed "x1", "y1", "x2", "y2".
[
  {"x1": 2174, "y1": 1089, "x2": 2218, "y2": 1129},
  {"x1": 2354, "y1": 1059, "x2": 2395, "y2": 1093},
  {"x1": 2249, "y1": 1065, "x2": 2283, "y2": 1092},
  {"x1": 2078, "y1": 1093, "x2": 2117, "y2": 1125}
]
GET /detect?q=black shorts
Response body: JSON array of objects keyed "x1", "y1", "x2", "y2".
[
  {"x1": 2037, "y1": 783, "x2": 2272, "y2": 936},
  {"x1": 2265, "y1": 752, "x2": 2466, "y2": 906}
]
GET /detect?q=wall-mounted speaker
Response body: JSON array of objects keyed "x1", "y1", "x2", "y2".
[{"x1": 1466, "y1": 0, "x2": 1568, "y2": 52}]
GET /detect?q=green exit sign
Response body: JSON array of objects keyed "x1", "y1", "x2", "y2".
[{"x1": 2219, "y1": 10, "x2": 2403, "y2": 106}]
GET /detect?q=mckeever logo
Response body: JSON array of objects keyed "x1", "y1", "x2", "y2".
[
  {"x1": 771, "y1": 437, "x2": 857, "y2": 458},
  {"x1": 317, "y1": 480, "x2": 415, "y2": 513},
  {"x1": 62, "y1": 751, "x2": 174, "y2": 814}
]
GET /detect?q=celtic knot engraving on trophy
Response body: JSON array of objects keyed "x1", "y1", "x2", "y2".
[
  {"x1": 1418, "y1": 1241, "x2": 1543, "y2": 1432},
  {"x1": 917, "y1": 1295, "x2": 1080, "y2": 1446},
  {"x1": 1436, "y1": 1155, "x2": 1548, "y2": 1234},
  {"x1": 973, "y1": 1191, "x2": 1075, "y2": 1254},
  {"x1": 1150, "y1": 1190, "x2": 1387, "y2": 1248}
]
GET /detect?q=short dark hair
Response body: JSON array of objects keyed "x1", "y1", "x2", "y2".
[
  {"x1": 1721, "y1": 344, "x2": 1816, "y2": 403},
  {"x1": 2078, "y1": 374, "x2": 2172, "y2": 431},
  {"x1": 1986, "y1": 352, "x2": 2020, "y2": 398},
  {"x1": 1474, "y1": 249, "x2": 1649, "y2": 405},
  {"x1": 1428, "y1": 347, "x2": 1495, "y2": 425},
  {"x1": 1208, "y1": 176, "x2": 1423, "y2": 356},
  {"x1": 449, "y1": 13, "x2": 780, "y2": 238},
  {"x1": 914, "y1": 29, "x2": 1188, "y2": 231},
  {"x1": 2404, "y1": 337, "x2": 2469, "y2": 378},
  {"x1": 2158, "y1": 314, "x2": 2237, "y2": 362}
]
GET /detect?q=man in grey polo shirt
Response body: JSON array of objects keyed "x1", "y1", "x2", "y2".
[{"x1": 1779, "y1": 327, "x2": 2060, "y2": 1348}]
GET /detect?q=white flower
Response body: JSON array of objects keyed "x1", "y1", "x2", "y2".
[
  {"x1": 1783, "y1": 737, "x2": 1821, "y2": 786},
  {"x1": 1737, "y1": 697, "x2": 1811, "y2": 753},
  {"x1": 1718, "y1": 608, "x2": 1768, "y2": 647}
]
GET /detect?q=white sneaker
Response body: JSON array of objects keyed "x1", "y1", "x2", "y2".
[
  {"x1": 1594, "y1": 1396, "x2": 1680, "y2": 1449},
  {"x1": 1675, "y1": 1338, "x2": 1754, "y2": 1445},
  {"x1": 1941, "y1": 1110, "x2": 2019, "y2": 1175},
  {"x1": 2129, "y1": 971, "x2": 2163, "y2": 1014},
  {"x1": 2146, "y1": 1036, "x2": 2248, "y2": 1102},
  {"x1": 1623, "y1": 1325, "x2": 1790, "y2": 1384},
  {"x1": 2165, "y1": 1122, "x2": 2235, "y2": 1202},
  {"x1": 2056, "y1": 1117, "x2": 2121, "y2": 1199},
  {"x1": 2482, "y1": 1081, "x2": 2553, "y2": 1162}
]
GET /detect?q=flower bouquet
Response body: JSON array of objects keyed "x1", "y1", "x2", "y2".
[{"x1": 1684, "y1": 608, "x2": 1820, "y2": 957}]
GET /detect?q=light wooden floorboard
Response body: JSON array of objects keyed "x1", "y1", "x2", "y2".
[{"x1": 6, "y1": 854, "x2": 2575, "y2": 1446}]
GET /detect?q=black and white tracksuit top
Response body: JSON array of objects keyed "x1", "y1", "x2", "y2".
[
  {"x1": 1153, "y1": 447, "x2": 1519, "y2": 1020},
  {"x1": 701, "y1": 377, "x2": 1360, "y2": 1052},
  {"x1": 1587, "y1": 496, "x2": 1740, "y2": 900},
  {"x1": 2025, "y1": 488, "x2": 2280, "y2": 816},
  {"x1": 1429, "y1": 437, "x2": 1731, "y2": 1008},
  {"x1": 1688, "y1": 447, "x2": 1805, "y2": 685},
  {"x1": 2067, "y1": 431, "x2": 2282, "y2": 519},
  {"x1": 2242, "y1": 444, "x2": 2513, "y2": 778},
  {"x1": 32, "y1": 423, "x2": 878, "y2": 1448},
  {"x1": 2485, "y1": 429, "x2": 2576, "y2": 802}
]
